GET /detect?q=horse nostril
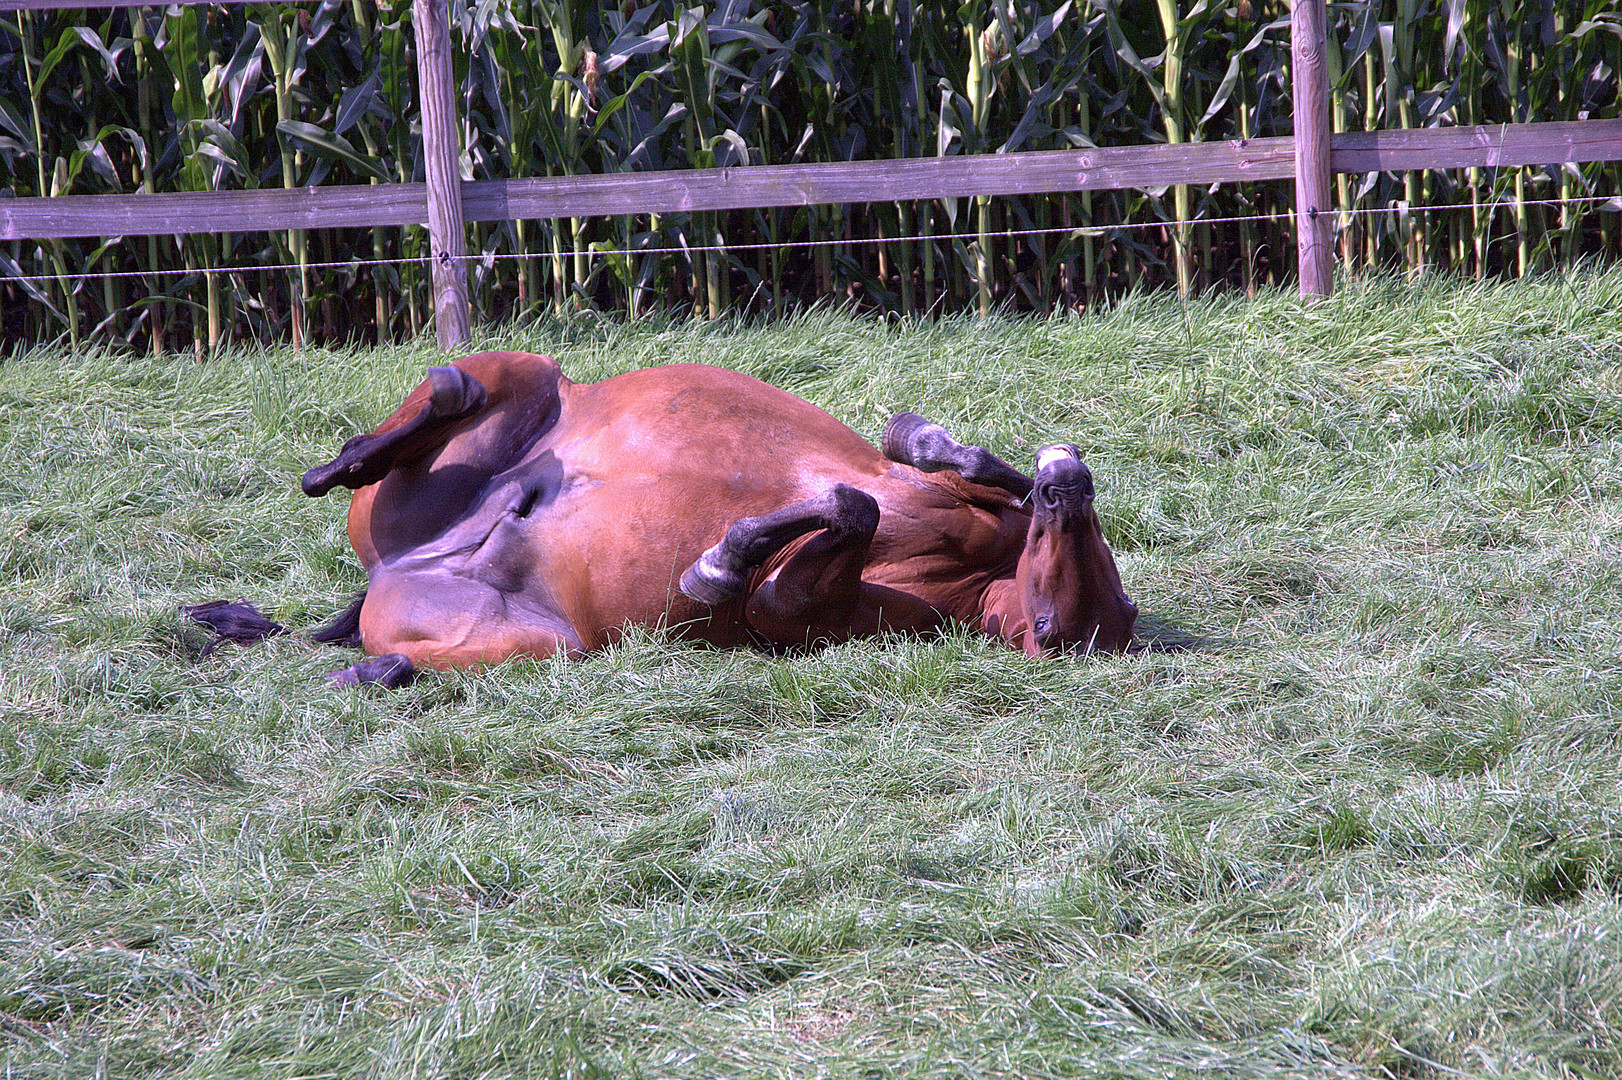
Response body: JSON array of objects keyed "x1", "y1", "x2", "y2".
[{"x1": 1033, "y1": 458, "x2": 1092, "y2": 511}]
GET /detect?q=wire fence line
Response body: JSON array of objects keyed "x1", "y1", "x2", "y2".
[
  {"x1": 4, "y1": 0, "x2": 1620, "y2": 349},
  {"x1": 8, "y1": 194, "x2": 1614, "y2": 291}
]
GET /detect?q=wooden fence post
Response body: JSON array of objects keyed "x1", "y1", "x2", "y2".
[
  {"x1": 412, "y1": 0, "x2": 471, "y2": 348},
  {"x1": 1291, "y1": 0, "x2": 1334, "y2": 299}
]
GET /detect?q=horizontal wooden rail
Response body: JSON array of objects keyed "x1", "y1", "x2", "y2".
[
  {"x1": 1333, "y1": 121, "x2": 1622, "y2": 172},
  {"x1": 2, "y1": 120, "x2": 1619, "y2": 242},
  {"x1": 0, "y1": 185, "x2": 429, "y2": 240},
  {"x1": 472, "y1": 138, "x2": 1299, "y2": 221}
]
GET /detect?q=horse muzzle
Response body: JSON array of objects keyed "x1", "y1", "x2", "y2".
[{"x1": 1032, "y1": 445, "x2": 1094, "y2": 515}]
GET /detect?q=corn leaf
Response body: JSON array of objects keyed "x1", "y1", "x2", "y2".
[{"x1": 276, "y1": 119, "x2": 392, "y2": 182}]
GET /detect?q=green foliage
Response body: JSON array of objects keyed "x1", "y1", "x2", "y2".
[
  {"x1": 4, "y1": 271, "x2": 1622, "y2": 1076},
  {"x1": 1, "y1": 1, "x2": 1620, "y2": 348}
]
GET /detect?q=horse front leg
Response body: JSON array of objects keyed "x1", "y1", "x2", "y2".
[
  {"x1": 680, "y1": 484, "x2": 942, "y2": 648},
  {"x1": 301, "y1": 365, "x2": 489, "y2": 496},
  {"x1": 881, "y1": 412, "x2": 1033, "y2": 499}
]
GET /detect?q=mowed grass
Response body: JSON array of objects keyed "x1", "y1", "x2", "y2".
[{"x1": 3, "y1": 269, "x2": 1622, "y2": 1079}]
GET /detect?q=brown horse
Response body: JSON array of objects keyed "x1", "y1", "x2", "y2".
[{"x1": 299, "y1": 352, "x2": 1136, "y2": 686}]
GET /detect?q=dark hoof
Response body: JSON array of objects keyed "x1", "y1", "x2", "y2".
[
  {"x1": 881, "y1": 412, "x2": 937, "y2": 465},
  {"x1": 679, "y1": 545, "x2": 746, "y2": 606},
  {"x1": 426, "y1": 364, "x2": 488, "y2": 418},
  {"x1": 327, "y1": 653, "x2": 416, "y2": 689},
  {"x1": 301, "y1": 461, "x2": 341, "y2": 498},
  {"x1": 301, "y1": 445, "x2": 365, "y2": 497},
  {"x1": 885, "y1": 412, "x2": 1033, "y2": 499}
]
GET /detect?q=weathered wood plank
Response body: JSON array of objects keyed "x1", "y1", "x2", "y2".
[
  {"x1": 1331, "y1": 119, "x2": 1622, "y2": 171},
  {"x1": 466, "y1": 140, "x2": 1300, "y2": 221},
  {"x1": 0, "y1": 141, "x2": 1296, "y2": 241},
  {"x1": 0, "y1": 186, "x2": 428, "y2": 241},
  {"x1": 1292, "y1": 0, "x2": 1334, "y2": 298},
  {"x1": 3, "y1": 121, "x2": 1619, "y2": 243}
]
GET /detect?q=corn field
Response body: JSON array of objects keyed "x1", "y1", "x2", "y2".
[{"x1": 2, "y1": 0, "x2": 1619, "y2": 351}]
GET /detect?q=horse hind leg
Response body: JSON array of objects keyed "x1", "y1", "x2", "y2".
[
  {"x1": 301, "y1": 365, "x2": 488, "y2": 497},
  {"x1": 680, "y1": 484, "x2": 940, "y2": 647},
  {"x1": 881, "y1": 412, "x2": 1033, "y2": 499},
  {"x1": 329, "y1": 569, "x2": 583, "y2": 686}
]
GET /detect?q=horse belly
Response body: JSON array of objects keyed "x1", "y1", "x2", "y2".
[
  {"x1": 519, "y1": 468, "x2": 814, "y2": 649},
  {"x1": 535, "y1": 371, "x2": 888, "y2": 642}
]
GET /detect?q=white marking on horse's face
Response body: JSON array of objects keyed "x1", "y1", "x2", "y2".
[{"x1": 1035, "y1": 444, "x2": 1078, "y2": 471}]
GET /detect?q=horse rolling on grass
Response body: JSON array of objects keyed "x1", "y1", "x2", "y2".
[{"x1": 192, "y1": 353, "x2": 1136, "y2": 685}]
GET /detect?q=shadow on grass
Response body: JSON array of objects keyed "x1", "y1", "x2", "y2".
[{"x1": 1130, "y1": 614, "x2": 1222, "y2": 654}]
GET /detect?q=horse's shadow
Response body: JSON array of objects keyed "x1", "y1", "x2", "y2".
[{"x1": 1130, "y1": 613, "x2": 1221, "y2": 654}]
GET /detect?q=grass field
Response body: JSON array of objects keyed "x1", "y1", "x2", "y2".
[{"x1": 3, "y1": 269, "x2": 1622, "y2": 1079}]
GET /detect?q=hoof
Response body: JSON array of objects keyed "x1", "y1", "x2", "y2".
[
  {"x1": 881, "y1": 412, "x2": 939, "y2": 465},
  {"x1": 426, "y1": 365, "x2": 488, "y2": 419},
  {"x1": 679, "y1": 545, "x2": 746, "y2": 606},
  {"x1": 327, "y1": 653, "x2": 416, "y2": 689}
]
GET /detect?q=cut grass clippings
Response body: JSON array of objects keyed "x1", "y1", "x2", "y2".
[{"x1": 3, "y1": 269, "x2": 1622, "y2": 1078}]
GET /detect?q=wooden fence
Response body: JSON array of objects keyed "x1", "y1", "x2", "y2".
[{"x1": 4, "y1": 0, "x2": 1622, "y2": 348}]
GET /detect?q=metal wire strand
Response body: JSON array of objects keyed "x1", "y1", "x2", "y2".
[{"x1": 2, "y1": 193, "x2": 1615, "y2": 288}]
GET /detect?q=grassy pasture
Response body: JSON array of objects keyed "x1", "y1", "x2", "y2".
[{"x1": 3, "y1": 270, "x2": 1622, "y2": 1078}]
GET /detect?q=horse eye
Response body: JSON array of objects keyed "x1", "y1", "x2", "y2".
[{"x1": 1034, "y1": 615, "x2": 1052, "y2": 635}]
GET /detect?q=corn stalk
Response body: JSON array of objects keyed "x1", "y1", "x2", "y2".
[
  {"x1": 258, "y1": 5, "x2": 307, "y2": 346},
  {"x1": 1154, "y1": 0, "x2": 1191, "y2": 297},
  {"x1": 0, "y1": 0, "x2": 1618, "y2": 344}
]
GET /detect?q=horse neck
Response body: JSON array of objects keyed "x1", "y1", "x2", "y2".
[{"x1": 976, "y1": 577, "x2": 1031, "y2": 651}]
